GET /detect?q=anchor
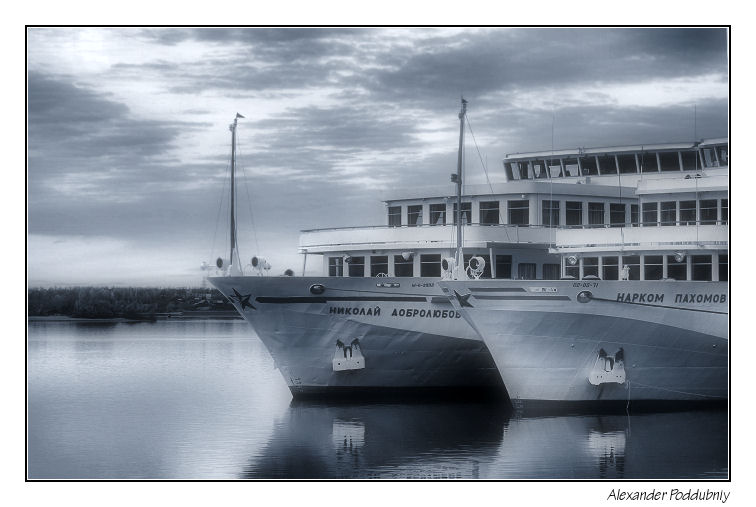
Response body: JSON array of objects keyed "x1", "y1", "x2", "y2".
[
  {"x1": 333, "y1": 338, "x2": 366, "y2": 371},
  {"x1": 589, "y1": 348, "x2": 626, "y2": 385}
]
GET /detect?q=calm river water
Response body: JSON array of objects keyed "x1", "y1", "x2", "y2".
[{"x1": 27, "y1": 320, "x2": 728, "y2": 480}]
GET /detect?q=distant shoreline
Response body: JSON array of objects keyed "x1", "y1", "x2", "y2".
[{"x1": 28, "y1": 312, "x2": 242, "y2": 323}]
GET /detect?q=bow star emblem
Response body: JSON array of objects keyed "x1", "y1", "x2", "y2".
[
  {"x1": 453, "y1": 290, "x2": 474, "y2": 308},
  {"x1": 230, "y1": 288, "x2": 255, "y2": 310}
]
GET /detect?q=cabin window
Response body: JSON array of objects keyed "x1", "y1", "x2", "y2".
[
  {"x1": 564, "y1": 261, "x2": 579, "y2": 279},
  {"x1": 563, "y1": 158, "x2": 579, "y2": 177},
  {"x1": 598, "y1": 155, "x2": 617, "y2": 175},
  {"x1": 681, "y1": 151, "x2": 698, "y2": 171},
  {"x1": 393, "y1": 255, "x2": 414, "y2": 277},
  {"x1": 453, "y1": 202, "x2": 472, "y2": 225},
  {"x1": 667, "y1": 255, "x2": 687, "y2": 281},
  {"x1": 512, "y1": 161, "x2": 529, "y2": 180},
  {"x1": 588, "y1": 202, "x2": 604, "y2": 226},
  {"x1": 430, "y1": 204, "x2": 446, "y2": 226},
  {"x1": 640, "y1": 152, "x2": 658, "y2": 172},
  {"x1": 692, "y1": 255, "x2": 712, "y2": 281},
  {"x1": 583, "y1": 257, "x2": 599, "y2": 278},
  {"x1": 533, "y1": 161, "x2": 548, "y2": 179},
  {"x1": 542, "y1": 264, "x2": 560, "y2": 280},
  {"x1": 660, "y1": 201, "x2": 676, "y2": 226},
  {"x1": 508, "y1": 200, "x2": 530, "y2": 225},
  {"x1": 622, "y1": 256, "x2": 640, "y2": 280},
  {"x1": 719, "y1": 253, "x2": 728, "y2": 281},
  {"x1": 548, "y1": 159, "x2": 563, "y2": 178},
  {"x1": 420, "y1": 254, "x2": 441, "y2": 277},
  {"x1": 479, "y1": 201, "x2": 500, "y2": 225},
  {"x1": 617, "y1": 154, "x2": 637, "y2": 173},
  {"x1": 610, "y1": 204, "x2": 626, "y2": 227},
  {"x1": 580, "y1": 156, "x2": 598, "y2": 176},
  {"x1": 328, "y1": 257, "x2": 344, "y2": 277},
  {"x1": 370, "y1": 256, "x2": 388, "y2": 277},
  {"x1": 388, "y1": 206, "x2": 401, "y2": 227},
  {"x1": 631, "y1": 204, "x2": 639, "y2": 226},
  {"x1": 347, "y1": 256, "x2": 365, "y2": 277},
  {"x1": 644, "y1": 255, "x2": 664, "y2": 280},
  {"x1": 602, "y1": 256, "x2": 619, "y2": 280},
  {"x1": 659, "y1": 152, "x2": 681, "y2": 171},
  {"x1": 517, "y1": 263, "x2": 536, "y2": 280},
  {"x1": 721, "y1": 199, "x2": 728, "y2": 225},
  {"x1": 642, "y1": 202, "x2": 658, "y2": 226},
  {"x1": 407, "y1": 205, "x2": 423, "y2": 227},
  {"x1": 542, "y1": 200, "x2": 560, "y2": 227},
  {"x1": 505, "y1": 162, "x2": 517, "y2": 180},
  {"x1": 566, "y1": 201, "x2": 583, "y2": 226},
  {"x1": 495, "y1": 255, "x2": 512, "y2": 279},
  {"x1": 718, "y1": 146, "x2": 728, "y2": 166},
  {"x1": 464, "y1": 254, "x2": 491, "y2": 278},
  {"x1": 679, "y1": 200, "x2": 696, "y2": 225},
  {"x1": 701, "y1": 148, "x2": 719, "y2": 168},
  {"x1": 700, "y1": 200, "x2": 717, "y2": 225}
]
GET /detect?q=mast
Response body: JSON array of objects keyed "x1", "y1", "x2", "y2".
[
  {"x1": 229, "y1": 113, "x2": 244, "y2": 273},
  {"x1": 454, "y1": 98, "x2": 467, "y2": 275}
]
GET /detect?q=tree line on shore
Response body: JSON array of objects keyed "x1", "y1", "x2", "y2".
[{"x1": 28, "y1": 287, "x2": 233, "y2": 319}]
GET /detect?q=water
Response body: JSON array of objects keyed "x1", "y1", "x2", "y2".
[{"x1": 27, "y1": 320, "x2": 728, "y2": 480}]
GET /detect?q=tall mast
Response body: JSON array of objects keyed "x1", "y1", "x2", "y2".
[
  {"x1": 455, "y1": 98, "x2": 467, "y2": 274},
  {"x1": 229, "y1": 113, "x2": 244, "y2": 272}
]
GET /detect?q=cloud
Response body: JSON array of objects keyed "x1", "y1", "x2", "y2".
[{"x1": 26, "y1": 27, "x2": 729, "y2": 286}]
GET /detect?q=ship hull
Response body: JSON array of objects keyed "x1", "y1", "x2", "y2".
[
  {"x1": 439, "y1": 280, "x2": 728, "y2": 406},
  {"x1": 208, "y1": 276, "x2": 503, "y2": 397}
]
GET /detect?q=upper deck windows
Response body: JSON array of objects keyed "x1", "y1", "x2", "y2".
[
  {"x1": 617, "y1": 154, "x2": 638, "y2": 173},
  {"x1": 563, "y1": 158, "x2": 580, "y2": 177},
  {"x1": 700, "y1": 144, "x2": 728, "y2": 168},
  {"x1": 598, "y1": 155, "x2": 617, "y2": 175},
  {"x1": 407, "y1": 205, "x2": 423, "y2": 227},
  {"x1": 430, "y1": 204, "x2": 446, "y2": 225},
  {"x1": 388, "y1": 206, "x2": 401, "y2": 227},
  {"x1": 508, "y1": 200, "x2": 530, "y2": 225},
  {"x1": 640, "y1": 151, "x2": 659, "y2": 172},
  {"x1": 453, "y1": 202, "x2": 472, "y2": 225},
  {"x1": 681, "y1": 151, "x2": 699, "y2": 171},
  {"x1": 480, "y1": 201, "x2": 500, "y2": 225},
  {"x1": 503, "y1": 139, "x2": 726, "y2": 181},
  {"x1": 579, "y1": 156, "x2": 598, "y2": 176},
  {"x1": 532, "y1": 161, "x2": 548, "y2": 179},
  {"x1": 659, "y1": 151, "x2": 681, "y2": 171}
]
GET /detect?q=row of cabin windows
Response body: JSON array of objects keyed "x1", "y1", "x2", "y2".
[
  {"x1": 505, "y1": 145, "x2": 728, "y2": 180},
  {"x1": 563, "y1": 254, "x2": 728, "y2": 281},
  {"x1": 331, "y1": 253, "x2": 729, "y2": 281},
  {"x1": 641, "y1": 198, "x2": 728, "y2": 226},
  {"x1": 329, "y1": 254, "x2": 560, "y2": 280},
  {"x1": 390, "y1": 198, "x2": 728, "y2": 228}
]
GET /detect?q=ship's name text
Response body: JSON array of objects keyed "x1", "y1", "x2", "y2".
[
  {"x1": 615, "y1": 293, "x2": 727, "y2": 304},
  {"x1": 673, "y1": 293, "x2": 727, "y2": 304},
  {"x1": 391, "y1": 308, "x2": 462, "y2": 319},
  {"x1": 616, "y1": 293, "x2": 664, "y2": 303},
  {"x1": 329, "y1": 306, "x2": 381, "y2": 316}
]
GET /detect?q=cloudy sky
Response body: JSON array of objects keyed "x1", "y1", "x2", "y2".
[{"x1": 27, "y1": 27, "x2": 729, "y2": 287}]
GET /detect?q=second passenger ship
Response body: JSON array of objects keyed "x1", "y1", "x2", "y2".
[{"x1": 209, "y1": 101, "x2": 728, "y2": 403}]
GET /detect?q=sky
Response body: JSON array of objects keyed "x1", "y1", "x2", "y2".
[{"x1": 26, "y1": 27, "x2": 729, "y2": 287}]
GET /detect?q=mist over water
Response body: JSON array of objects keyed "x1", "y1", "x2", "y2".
[{"x1": 27, "y1": 320, "x2": 727, "y2": 479}]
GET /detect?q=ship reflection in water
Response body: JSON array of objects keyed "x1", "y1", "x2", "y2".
[
  {"x1": 27, "y1": 321, "x2": 726, "y2": 480},
  {"x1": 243, "y1": 401, "x2": 726, "y2": 479}
]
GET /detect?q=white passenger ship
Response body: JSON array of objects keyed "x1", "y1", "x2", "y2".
[
  {"x1": 440, "y1": 139, "x2": 729, "y2": 408},
  {"x1": 209, "y1": 104, "x2": 728, "y2": 403}
]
